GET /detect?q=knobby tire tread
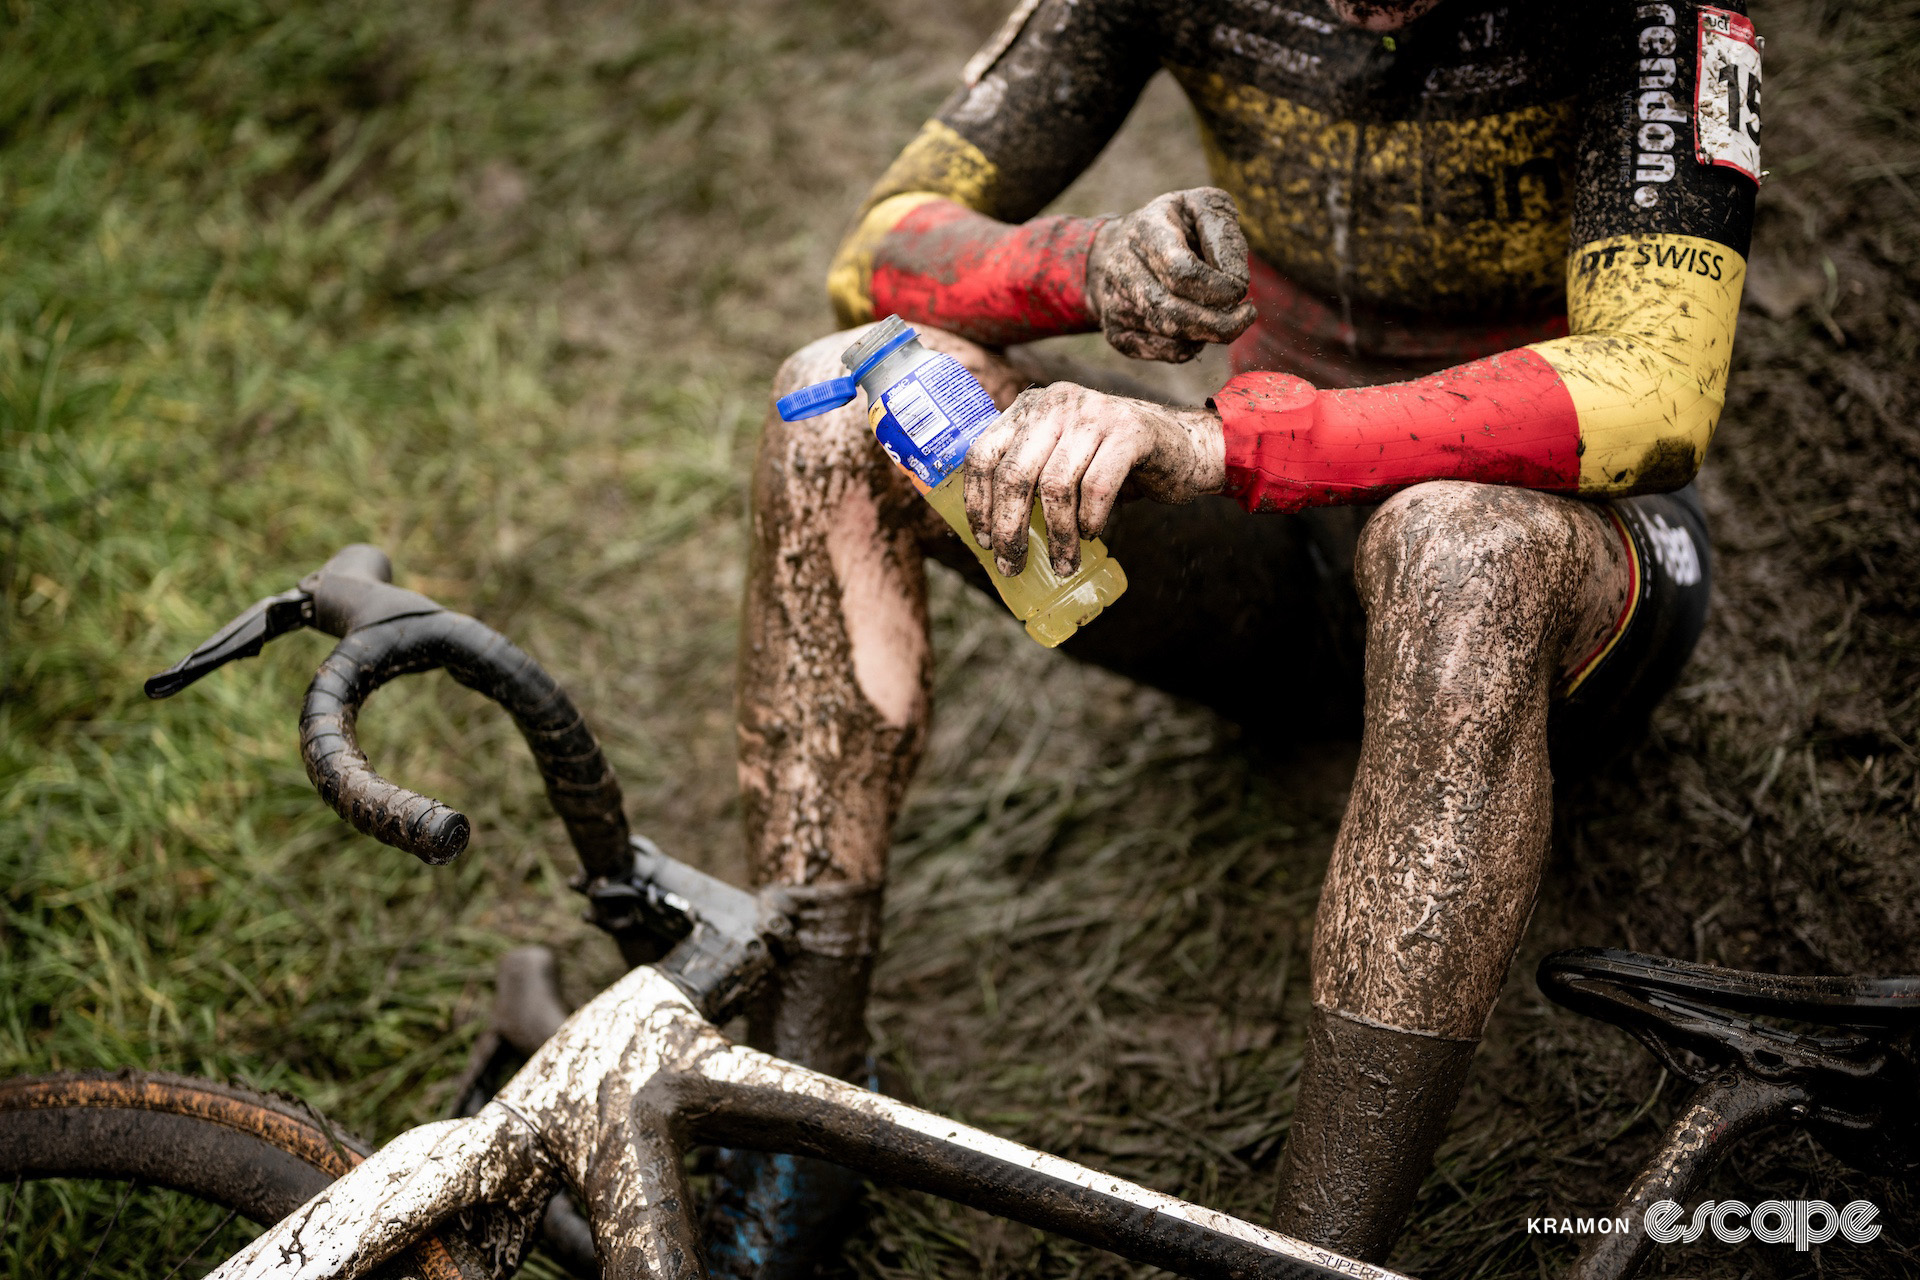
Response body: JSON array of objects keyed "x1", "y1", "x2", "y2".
[{"x1": 0, "y1": 1069, "x2": 489, "y2": 1280}]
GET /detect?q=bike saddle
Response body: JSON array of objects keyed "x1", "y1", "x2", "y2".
[{"x1": 1540, "y1": 947, "x2": 1920, "y2": 1174}]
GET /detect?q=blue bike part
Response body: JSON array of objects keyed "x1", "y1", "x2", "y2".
[
  {"x1": 773, "y1": 325, "x2": 918, "y2": 422},
  {"x1": 704, "y1": 1149, "x2": 866, "y2": 1280},
  {"x1": 705, "y1": 1053, "x2": 883, "y2": 1279}
]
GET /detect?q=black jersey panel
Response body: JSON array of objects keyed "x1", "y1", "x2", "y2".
[
  {"x1": 933, "y1": 0, "x2": 1162, "y2": 222},
  {"x1": 1158, "y1": 1, "x2": 1588, "y2": 124},
  {"x1": 911, "y1": 0, "x2": 1758, "y2": 321},
  {"x1": 1572, "y1": 0, "x2": 1758, "y2": 255}
]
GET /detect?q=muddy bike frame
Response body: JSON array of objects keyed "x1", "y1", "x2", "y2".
[
  {"x1": 207, "y1": 839, "x2": 1415, "y2": 1280},
  {"x1": 147, "y1": 546, "x2": 1917, "y2": 1280}
]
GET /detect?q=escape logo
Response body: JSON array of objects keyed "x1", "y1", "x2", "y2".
[
  {"x1": 1645, "y1": 1199, "x2": 1880, "y2": 1251},
  {"x1": 1527, "y1": 1200, "x2": 1881, "y2": 1251}
]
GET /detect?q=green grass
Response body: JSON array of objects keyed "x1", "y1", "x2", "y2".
[
  {"x1": 0, "y1": 0, "x2": 1128, "y2": 1126},
  {"x1": 0, "y1": 1180, "x2": 255, "y2": 1280},
  {"x1": 4, "y1": 0, "x2": 594, "y2": 1109},
  {"x1": 4, "y1": 1, "x2": 1919, "y2": 1278},
  {"x1": 0, "y1": 1, "x2": 806, "y2": 1269}
]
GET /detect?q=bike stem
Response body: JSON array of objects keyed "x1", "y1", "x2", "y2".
[{"x1": 579, "y1": 833, "x2": 796, "y2": 1019}]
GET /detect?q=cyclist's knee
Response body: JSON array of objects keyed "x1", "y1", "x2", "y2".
[
  {"x1": 1355, "y1": 481, "x2": 1588, "y2": 654},
  {"x1": 757, "y1": 329, "x2": 890, "y2": 521},
  {"x1": 758, "y1": 325, "x2": 1017, "y2": 533}
]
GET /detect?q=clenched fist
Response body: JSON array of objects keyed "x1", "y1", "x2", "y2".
[
  {"x1": 1085, "y1": 188, "x2": 1259, "y2": 363},
  {"x1": 963, "y1": 383, "x2": 1227, "y2": 579}
]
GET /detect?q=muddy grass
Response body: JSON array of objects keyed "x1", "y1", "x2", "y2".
[{"x1": 2, "y1": 1, "x2": 1915, "y2": 1278}]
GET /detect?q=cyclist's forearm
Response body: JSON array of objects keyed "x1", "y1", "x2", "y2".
[
  {"x1": 1216, "y1": 232, "x2": 1747, "y2": 512},
  {"x1": 830, "y1": 192, "x2": 1103, "y2": 346},
  {"x1": 1214, "y1": 350, "x2": 1582, "y2": 512}
]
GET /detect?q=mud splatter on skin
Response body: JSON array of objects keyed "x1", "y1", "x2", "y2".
[
  {"x1": 738, "y1": 327, "x2": 1029, "y2": 892},
  {"x1": 1265, "y1": 479, "x2": 1630, "y2": 1257},
  {"x1": 826, "y1": 488, "x2": 925, "y2": 729},
  {"x1": 744, "y1": 330, "x2": 1637, "y2": 1261},
  {"x1": 734, "y1": 327, "x2": 1036, "y2": 1227},
  {"x1": 739, "y1": 335, "x2": 934, "y2": 893},
  {"x1": 746, "y1": 336, "x2": 1632, "y2": 1013},
  {"x1": 1312, "y1": 480, "x2": 1630, "y2": 1039},
  {"x1": 964, "y1": 382, "x2": 1227, "y2": 578}
]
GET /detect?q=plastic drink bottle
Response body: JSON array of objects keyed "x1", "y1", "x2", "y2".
[{"x1": 777, "y1": 316, "x2": 1127, "y2": 647}]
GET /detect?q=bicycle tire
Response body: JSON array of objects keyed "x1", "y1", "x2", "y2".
[{"x1": 0, "y1": 1069, "x2": 490, "y2": 1279}]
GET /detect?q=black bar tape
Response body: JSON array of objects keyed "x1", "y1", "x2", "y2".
[
  {"x1": 301, "y1": 630, "x2": 469, "y2": 863},
  {"x1": 298, "y1": 612, "x2": 631, "y2": 875}
]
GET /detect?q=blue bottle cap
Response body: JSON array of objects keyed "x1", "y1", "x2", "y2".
[
  {"x1": 775, "y1": 377, "x2": 858, "y2": 421},
  {"x1": 774, "y1": 323, "x2": 919, "y2": 422}
]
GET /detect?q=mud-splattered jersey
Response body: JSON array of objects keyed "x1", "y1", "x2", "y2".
[{"x1": 830, "y1": 0, "x2": 1760, "y2": 504}]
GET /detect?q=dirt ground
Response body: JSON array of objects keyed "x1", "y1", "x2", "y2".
[
  {"x1": 806, "y1": 5, "x2": 1920, "y2": 1278},
  {"x1": 3, "y1": 1, "x2": 1916, "y2": 1277}
]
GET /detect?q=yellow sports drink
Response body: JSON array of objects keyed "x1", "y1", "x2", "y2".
[{"x1": 777, "y1": 316, "x2": 1126, "y2": 646}]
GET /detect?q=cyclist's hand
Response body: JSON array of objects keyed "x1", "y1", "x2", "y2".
[
  {"x1": 1085, "y1": 188, "x2": 1259, "y2": 363},
  {"x1": 963, "y1": 384, "x2": 1225, "y2": 578}
]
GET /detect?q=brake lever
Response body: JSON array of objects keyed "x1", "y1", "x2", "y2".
[{"x1": 143, "y1": 587, "x2": 315, "y2": 699}]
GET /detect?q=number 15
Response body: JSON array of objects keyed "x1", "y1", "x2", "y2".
[{"x1": 1717, "y1": 61, "x2": 1762, "y2": 142}]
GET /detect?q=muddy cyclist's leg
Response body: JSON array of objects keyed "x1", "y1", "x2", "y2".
[
  {"x1": 736, "y1": 324, "x2": 1029, "y2": 1053},
  {"x1": 1271, "y1": 481, "x2": 1633, "y2": 1262},
  {"x1": 715, "y1": 326, "x2": 1025, "y2": 1280}
]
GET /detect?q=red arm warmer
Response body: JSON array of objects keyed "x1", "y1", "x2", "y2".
[
  {"x1": 1214, "y1": 350, "x2": 1584, "y2": 513},
  {"x1": 867, "y1": 200, "x2": 1104, "y2": 348}
]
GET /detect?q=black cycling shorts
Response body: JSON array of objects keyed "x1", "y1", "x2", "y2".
[{"x1": 928, "y1": 484, "x2": 1711, "y2": 758}]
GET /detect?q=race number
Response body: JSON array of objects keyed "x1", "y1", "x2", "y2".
[{"x1": 1695, "y1": 7, "x2": 1762, "y2": 181}]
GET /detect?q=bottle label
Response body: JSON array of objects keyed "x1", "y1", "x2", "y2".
[{"x1": 871, "y1": 354, "x2": 1000, "y2": 490}]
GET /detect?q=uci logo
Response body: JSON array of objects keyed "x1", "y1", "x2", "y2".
[{"x1": 1645, "y1": 1199, "x2": 1881, "y2": 1251}]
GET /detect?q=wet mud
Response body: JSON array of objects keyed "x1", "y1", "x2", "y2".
[
  {"x1": 1313, "y1": 481, "x2": 1629, "y2": 1039},
  {"x1": 737, "y1": 328, "x2": 1029, "y2": 891},
  {"x1": 1084, "y1": 187, "x2": 1258, "y2": 362}
]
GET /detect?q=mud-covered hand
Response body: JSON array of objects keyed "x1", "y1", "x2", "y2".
[
  {"x1": 1084, "y1": 188, "x2": 1259, "y2": 363},
  {"x1": 964, "y1": 384, "x2": 1225, "y2": 578}
]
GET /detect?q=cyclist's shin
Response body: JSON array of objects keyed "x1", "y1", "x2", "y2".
[
  {"x1": 706, "y1": 883, "x2": 882, "y2": 1280},
  {"x1": 1270, "y1": 1005, "x2": 1476, "y2": 1263}
]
